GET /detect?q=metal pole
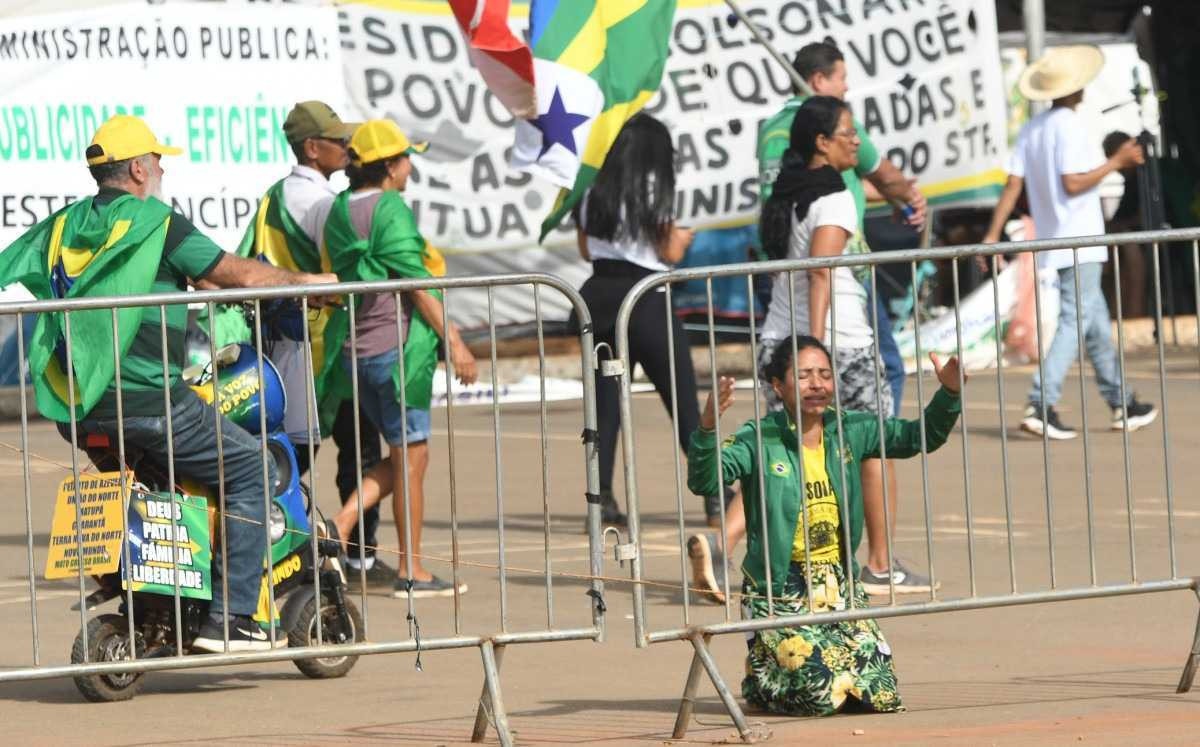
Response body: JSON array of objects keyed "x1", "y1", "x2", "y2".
[
  {"x1": 1024, "y1": 0, "x2": 1047, "y2": 115},
  {"x1": 672, "y1": 644, "x2": 706, "y2": 740},
  {"x1": 472, "y1": 643, "x2": 505, "y2": 742},
  {"x1": 347, "y1": 295, "x2": 370, "y2": 635},
  {"x1": 441, "y1": 291, "x2": 463, "y2": 635},
  {"x1": 663, "y1": 282, "x2": 690, "y2": 624},
  {"x1": 723, "y1": 0, "x2": 812, "y2": 96},
  {"x1": 478, "y1": 640, "x2": 513, "y2": 747},
  {"x1": 487, "y1": 288, "x2": 508, "y2": 632},
  {"x1": 689, "y1": 632, "x2": 754, "y2": 742},
  {"x1": 534, "y1": 286, "x2": 554, "y2": 630},
  {"x1": 16, "y1": 314, "x2": 39, "y2": 664}
]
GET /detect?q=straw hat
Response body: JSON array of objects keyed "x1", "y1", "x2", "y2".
[{"x1": 1018, "y1": 45, "x2": 1105, "y2": 101}]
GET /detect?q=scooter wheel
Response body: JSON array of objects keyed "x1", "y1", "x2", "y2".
[
  {"x1": 71, "y1": 614, "x2": 145, "y2": 702},
  {"x1": 289, "y1": 593, "x2": 363, "y2": 679}
]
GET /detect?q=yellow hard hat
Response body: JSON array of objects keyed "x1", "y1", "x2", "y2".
[
  {"x1": 86, "y1": 115, "x2": 182, "y2": 165},
  {"x1": 348, "y1": 119, "x2": 428, "y2": 166}
]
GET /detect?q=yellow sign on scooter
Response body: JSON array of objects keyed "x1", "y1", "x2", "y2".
[{"x1": 44, "y1": 471, "x2": 129, "y2": 579}]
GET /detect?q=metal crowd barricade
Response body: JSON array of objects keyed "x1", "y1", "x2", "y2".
[
  {"x1": 612, "y1": 226, "x2": 1200, "y2": 742},
  {"x1": 0, "y1": 273, "x2": 604, "y2": 747}
]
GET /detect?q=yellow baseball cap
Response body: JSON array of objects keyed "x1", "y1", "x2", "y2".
[
  {"x1": 86, "y1": 115, "x2": 182, "y2": 165},
  {"x1": 348, "y1": 119, "x2": 428, "y2": 166}
]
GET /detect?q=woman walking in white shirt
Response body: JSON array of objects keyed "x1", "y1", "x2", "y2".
[{"x1": 571, "y1": 113, "x2": 731, "y2": 528}]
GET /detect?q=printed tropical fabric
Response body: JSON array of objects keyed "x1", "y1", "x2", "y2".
[{"x1": 741, "y1": 561, "x2": 903, "y2": 716}]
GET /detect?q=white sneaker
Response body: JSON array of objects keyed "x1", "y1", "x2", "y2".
[
  {"x1": 1111, "y1": 398, "x2": 1158, "y2": 432},
  {"x1": 1020, "y1": 405, "x2": 1077, "y2": 440}
]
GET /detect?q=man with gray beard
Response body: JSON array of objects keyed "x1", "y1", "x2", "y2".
[{"x1": 0, "y1": 114, "x2": 337, "y2": 652}]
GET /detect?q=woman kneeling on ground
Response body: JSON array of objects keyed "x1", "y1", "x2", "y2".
[{"x1": 687, "y1": 336, "x2": 965, "y2": 715}]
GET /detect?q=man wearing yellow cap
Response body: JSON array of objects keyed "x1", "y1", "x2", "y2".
[
  {"x1": 323, "y1": 119, "x2": 476, "y2": 599},
  {"x1": 983, "y1": 46, "x2": 1157, "y2": 441},
  {"x1": 238, "y1": 101, "x2": 397, "y2": 589},
  {"x1": 0, "y1": 114, "x2": 338, "y2": 653}
]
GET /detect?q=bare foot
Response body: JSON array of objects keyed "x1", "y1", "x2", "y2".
[{"x1": 328, "y1": 516, "x2": 351, "y2": 556}]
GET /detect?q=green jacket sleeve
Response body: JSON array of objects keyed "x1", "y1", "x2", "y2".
[
  {"x1": 687, "y1": 421, "x2": 756, "y2": 496},
  {"x1": 859, "y1": 386, "x2": 962, "y2": 460}
]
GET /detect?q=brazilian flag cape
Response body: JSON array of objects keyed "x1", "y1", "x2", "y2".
[
  {"x1": 323, "y1": 189, "x2": 440, "y2": 411},
  {"x1": 0, "y1": 195, "x2": 171, "y2": 422},
  {"x1": 237, "y1": 178, "x2": 348, "y2": 434}
]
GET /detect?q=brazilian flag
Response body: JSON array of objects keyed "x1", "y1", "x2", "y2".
[
  {"x1": 511, "y1": 0, "x2": 677, "y2": 240},
  {"x1": 322, "y1": 189, "x2": 441, "y2": 411},
  {"x1": 238, "y1": 179, "x2": 347, "y2": 432},
  {"x1": 0, "y1": 195, "x2": 170, "y2": 422}
]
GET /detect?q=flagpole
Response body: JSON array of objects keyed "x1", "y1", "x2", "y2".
[{"x1": 723, "y1": 0, "x2": 813, "y2": 97}]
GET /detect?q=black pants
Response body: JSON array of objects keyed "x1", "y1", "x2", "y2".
[
  {"x1": 294, "y1": 399, "x2": 383, "y2": 559},
  {"x1": 578, "y1": 261, "x2": 701, "y2": 493}
]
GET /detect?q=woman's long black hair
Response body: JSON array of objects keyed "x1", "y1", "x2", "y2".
[
  {"x1": 574, "y1": 112, "x2": 675, "y2": 248},
  {"x1": 759, "y1": 96, "x2": 850, "y2": 260}
]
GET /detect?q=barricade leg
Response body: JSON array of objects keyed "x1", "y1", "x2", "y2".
[
  {"x1": 688, "y1": 633, "x2": 758, "y2": 743},
  {"x1": 672, "y1": 634, "x2": 709, "y2": 738},
  {"x1": 472, "y1": 642, "x2": 506, "y2": 741},
  {"x1": 1176, "y1": 587, "x2": 1200, "y2": 694},
  {"x1": 477, "y1": 640, "x2": 513, "y2": 746}
]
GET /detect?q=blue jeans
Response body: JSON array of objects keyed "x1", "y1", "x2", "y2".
[
  {"x1": 76, "y1": 389, "x2": 274, "y2": 616},
  {"x1": 863, "y1": 281, "x2": 904, "y2": 416},
  {"x1": 342, "y1": 347, "x2": 432, "y2": 447},
  {"x1": 1029, "y1": 262, "x2": 1130, "y2": 409}
]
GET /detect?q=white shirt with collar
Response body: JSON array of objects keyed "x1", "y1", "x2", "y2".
[
  {"x1": 281, "y1": 164, "x2": 337, "y2": 246},
  {"x1": 271, "y1": 164, "x2": 338, "y2": 447}
]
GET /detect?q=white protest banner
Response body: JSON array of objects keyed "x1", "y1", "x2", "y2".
[
  {"x1": 0, "y1": 2, "x2": 346, "y2": 253},
  {"x1": 339, "y1": 0, "x2": 1007, "y2": 324},
  {"x1": 650, "y1": 0, "x2": 1009, "y2": 218},
  {"x1": 0, "y1": 1, "x2": 1009, "y2": 327},
  {"x1": 894, "y1": 263, "x2": 1060, "y2": 374}
]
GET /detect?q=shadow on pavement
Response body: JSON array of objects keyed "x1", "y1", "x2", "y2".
[{"x1": 0, "y1": 667, "x2": 304, "y2": 704}]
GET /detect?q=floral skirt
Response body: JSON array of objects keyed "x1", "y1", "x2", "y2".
[{"x1": 741, "y1": 561, "x2": 904, "y2": 716}]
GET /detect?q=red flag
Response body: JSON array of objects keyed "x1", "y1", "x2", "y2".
[{"x1": 447, "y1": 0, "x2": 537, "y2": 119}]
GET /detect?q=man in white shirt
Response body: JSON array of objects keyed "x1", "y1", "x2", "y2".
[
  {"x1": 984, "y1": 46, "x2": 1157, "y2": 439},
  {"x1": 241, "y1": 101, "x2": 393, "y2": 586}
]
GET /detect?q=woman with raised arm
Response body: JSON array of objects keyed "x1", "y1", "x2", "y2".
[
  {"x1": 688, "y1": 335, "x2": 965, "y2": 715},
  {"x1": 688, "y1": 95, "x2": 934, "y2": 605}
]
